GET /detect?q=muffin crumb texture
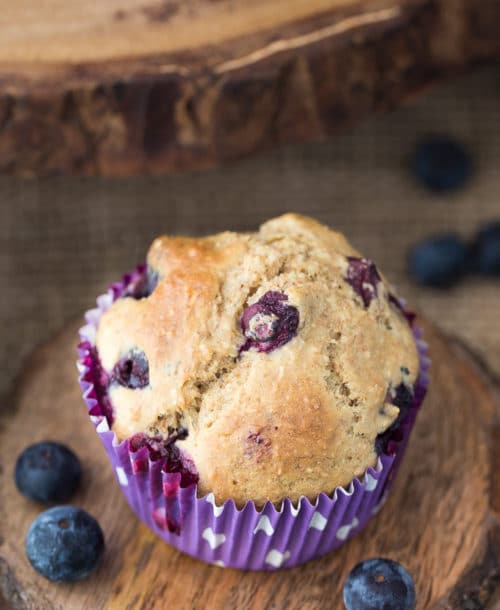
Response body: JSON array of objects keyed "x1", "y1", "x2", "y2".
[{"x1": 95, "y1": 214, "x2": 419, "y2": 505}]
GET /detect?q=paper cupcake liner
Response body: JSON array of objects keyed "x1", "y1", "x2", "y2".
[{"x1": 77, "y1": 266, "x2": 430, "y2": 571}]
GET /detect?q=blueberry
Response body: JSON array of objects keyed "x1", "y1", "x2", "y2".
[
  {"x1": 471, "y1": 222, "x2": 500, "y2": 275},
  {"x1": 129, "y1": 428, "x2": 198, "y2": 488},
  {"x1": 343, "y1": 558, "x2": 416, "y2": 610},
  {"x1": 375, "y1": 382, "x2": 414, "y2": 454},
  {"x1": 146, "y1": 266, "x2": 159, "y2": 294},
  {"x1": 412, "y1": 136, "x2": 472, "y2": 193},
  {"x1": 408, "y1": 234, "x2": 467, "y2": 287},
  {"x1": 15, "y1": 442, "x2": 82, "y2": 504},
  {"x1": 112, "y1": 349, "x2": 149, "y2": 388},
  {"x1": 245, "y1": 311, "x2": 279, "y2": 342},
  {"x1": 130, "y1": 429, "x2": 198, "y2": 534},
  {"x1": 240, "y1": 291, "x2": 299, "y2": 354},
  {"x1": 345, "y1": 258, "x2": 381, "y2": 307},
  {"x1": 26, "y1": 506, "x2": 104, "y2": 582},
  {"x1": 125, "y1": 265, "x2": 159, "y2": 299}
]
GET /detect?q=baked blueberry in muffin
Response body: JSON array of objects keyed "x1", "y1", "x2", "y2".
[
  {"x1": 94, "y1": 214, "x2": 420, "y2": 506},
  {"x1": 240, "y1": 291, "x2": 299, "y2": 353}
]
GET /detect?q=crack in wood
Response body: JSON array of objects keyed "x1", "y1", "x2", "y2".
[
  {"x1": 0, "y1": 0, "x2": 498, "y2": 175},
  {"x1": 214, "y1": 6, "x2": 404, "y2": 75}
]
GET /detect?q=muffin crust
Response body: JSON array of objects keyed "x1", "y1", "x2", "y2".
[{"x1": 95, "y1": 214, "x2": 419, "y2": 505}]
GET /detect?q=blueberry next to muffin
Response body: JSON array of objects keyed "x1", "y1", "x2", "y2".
[
  {"x1": 346, "y1": 257, "x2": 381, "y2": 307},
  {"x1": 240, "y1": 291, "x2": 299, "y2": 353}
]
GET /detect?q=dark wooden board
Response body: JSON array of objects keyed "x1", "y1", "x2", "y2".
[
  {"x1": 0, "y1": 318, "x2": 499, "y2": 609},
  {"x1": 0, "y1": 0, "x2": 500, "y2": 176}
]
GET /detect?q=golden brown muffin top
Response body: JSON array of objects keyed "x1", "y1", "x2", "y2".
[{"x1": 95, "y1": 214, "x2": 419, "y2": 505}]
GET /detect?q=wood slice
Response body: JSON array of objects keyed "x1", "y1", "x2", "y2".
[
  {"x1": 0, "y1": 0, "x2": 499, "y2": 176},
  {"x1": 0, "y1": 318, "x2": 499, "y2": 609}
]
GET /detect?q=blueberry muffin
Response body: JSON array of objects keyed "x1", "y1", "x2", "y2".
[{"x1": 94, "y1": 214, "x2": 419, "y2": 506}]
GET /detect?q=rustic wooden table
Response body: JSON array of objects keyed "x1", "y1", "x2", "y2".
[{"x1": 1, "y1": 63, "x2": 500, "y2": 609}]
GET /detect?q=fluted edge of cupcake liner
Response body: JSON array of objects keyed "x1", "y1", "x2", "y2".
[{"x1": 77, "y1": 265, "x2": 430, "y2": 570}]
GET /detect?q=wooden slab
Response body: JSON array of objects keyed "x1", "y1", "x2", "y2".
[
  {"x1": 0, "y1": 318, "x2": 499, "y2": 609},
  {"x1": 0, "y1": 0, "x2": 499, "y2": 176}
]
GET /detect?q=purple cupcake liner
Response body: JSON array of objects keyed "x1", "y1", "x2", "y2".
[{"x1": 77, "y1": 266, "x2": 430, "y2": 571}]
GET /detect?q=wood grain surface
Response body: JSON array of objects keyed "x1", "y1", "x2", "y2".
[
  {"x1": 0, "y1": 318, "x2": 499, "y2": 609},
  {"x1": 1, "y1": 0, "x2": 499, "y2": 175}
]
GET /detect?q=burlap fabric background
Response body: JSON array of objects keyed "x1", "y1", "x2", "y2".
[{"x1": 1, "y1": 63, "x2": 500, "y2": 401}]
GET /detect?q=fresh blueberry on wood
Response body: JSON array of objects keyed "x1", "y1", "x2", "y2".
[
  {"x1": 26, "y1": 506, "x2": 104, "y2": 582},
  {"x1": 408, "y1": 234, "x2": 467, "y2": 287},
  {"x1": 471, "y1": 222, "x2": 500, "y2": 275},
  {"x1": 343, "y1": 558, "x2": 416, "y2": 610},
  {"x1": 15, "y1": 442, "x2": 82, "y2": 504},
  {"x1": 412, "y1": 136, "x2": 472, "y2": 193}
]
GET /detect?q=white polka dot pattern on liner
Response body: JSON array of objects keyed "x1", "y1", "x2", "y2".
[
  {"x1": 115, "y1": 467, "x2": 128, "y2": 486},
  {"x1": 205, "y1": 493, "x2": 224, "y2": 517},
  {"x1": 96, "y1": 418, "x2": 110, "y2": 434},
  {"x1": 202, "y1": 528, "x2": 226, "y2": 550},
  {"x1": 336, "y1": 516, "x2": 359, "y2": 541},
  {"x1": 265, "y1": 550, "x2": 291, "y2": 568},
  {"x1": 308, "y1": 511, "x2": 328, "y2": 531},
  {"x1": 364, "y1": 473, "x2": 378, "y2": 491},
  {"x1": 253, "y1": 515, "x2": 275, "y2": 536}
]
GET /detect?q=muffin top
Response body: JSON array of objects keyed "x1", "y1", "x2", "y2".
[{"x1": 95, "y1": 214, "x2": 419, "y2": 505}]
